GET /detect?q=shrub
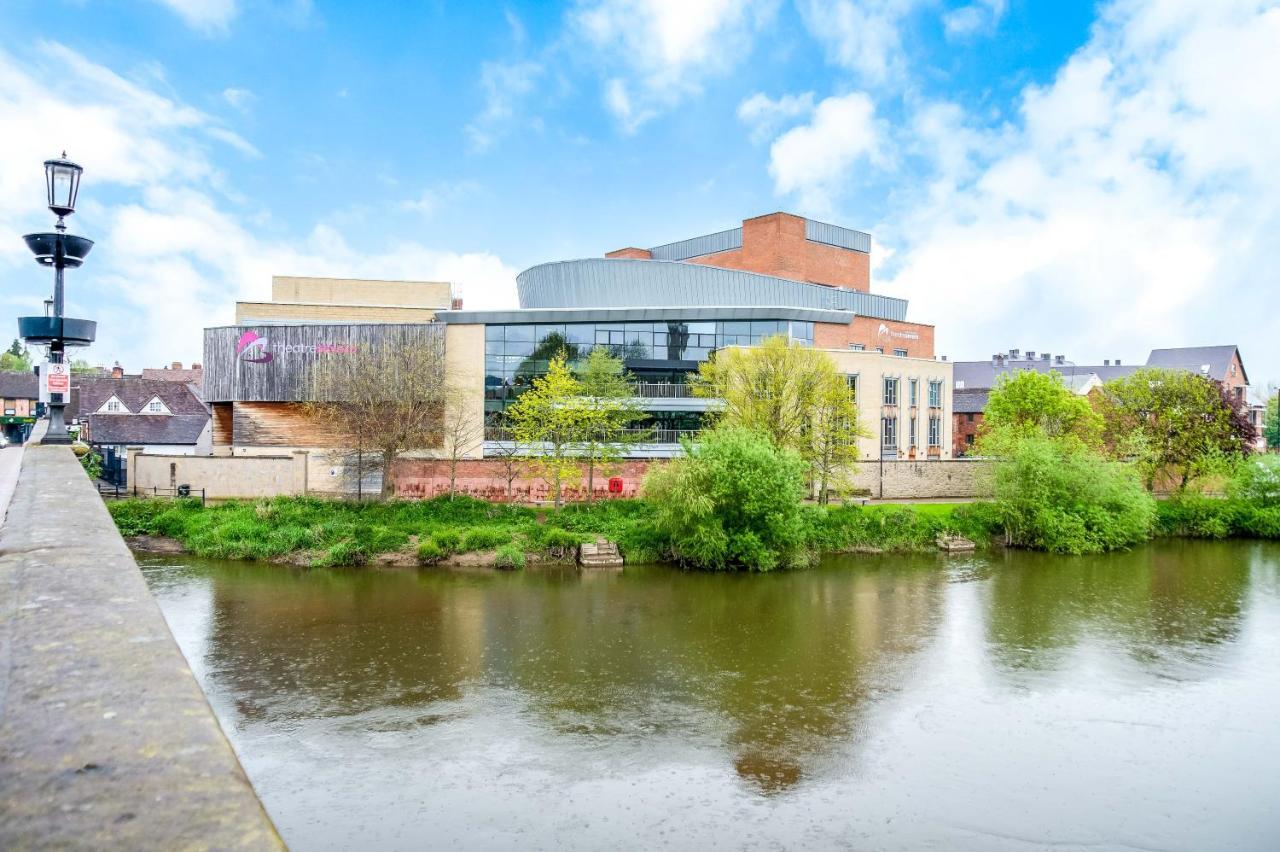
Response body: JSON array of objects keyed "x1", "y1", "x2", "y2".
[
  {"x1": 993, "y1": 432, "x2": 1155, "y2": 554},
  {"x1": 432, "y1": 528, "x2": 462, "y2": 554},
  {"x1": 643, "y1": 426, "x2": 807, "y2": 571},
  {"x1": 1230, "y1": 455, "x2": 1280, "y2": 506},
  {"x1": 460, "y1": 526, "x2": 511, "y2": 552},
  {"x1": 494, "y1": 543, "x2": 526, "y2": 569},
  {"x1": 539, "y1": 526, "x2": 582, "y2": 560},
  {"x1": 318, "y1": 539, "x2": 368, "y2": 567},
  {"x1": 1156, "y1": 494, "x2": 1233, "y2": 538},
  {"x1": 416, "y1": 539, "x2": 445, "y2": 565}
]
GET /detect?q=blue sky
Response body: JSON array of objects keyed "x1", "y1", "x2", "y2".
[{"x1": 1, "y1": 1, "x2": 1277, "y2": 392}]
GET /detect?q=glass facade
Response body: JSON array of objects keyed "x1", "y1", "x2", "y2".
[{"x1": 484, "y1": 319, "x2": 814, "y2": 414}]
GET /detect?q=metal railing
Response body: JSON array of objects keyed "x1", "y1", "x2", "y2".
[
  {"x1": 485, "y1": 426, "x2": 701, "y2": 444},
  {"x1": 631, "y1": 382, "x2": 694, "y2": 399}
]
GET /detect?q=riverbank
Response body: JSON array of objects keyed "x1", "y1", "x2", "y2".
[{"x1": 108, "y1": 495, "x2": 995, "y2": 568}]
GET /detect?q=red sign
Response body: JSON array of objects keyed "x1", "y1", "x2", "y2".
[
  {"x1": 607, "y1": 477, "x2": 624, "y2": 494},
  {"x1": 46, "y1": 363, "x2": 70, "y2": 395}
]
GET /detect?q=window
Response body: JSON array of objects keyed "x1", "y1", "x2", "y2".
[
  {"x1": 148, "y1": 400, "x2": 164, "y2": 413},
  {"x1": 893, "y1": 348, "x2": 908, "y2": 358},
  {"x1": 966, "y1": 413, "x2": 975, "y2": 423},
  {"x1": 909, "y1": 416, "x2": 917, "y2": 448},
  {"x1": 956, "y1": 380, "x2": 965, "y2": 389},
  {"x1": 965, "y1": 434, "x2": 975, "y2": 446},
  {"x1": 928, "y1": 380, "x2": 942, "y2": 408},
  {"x1": 909, "y1": 379, "x2": 918, "y2": 406},
  {"x1": 874, "y1": 346, "x2": 884, "y2": 354},
  {"x1": 883, "y1": 377, "x2": 898, "y2": 406},
  {"x1": 106, "y1": 400, "x2": 122, "y2": 413},
  {"x1": 850, "y1": 343, "x2": 865, "y2": 351},
  {"x1": 928, "y1": 416, "x2": 941, "y2": 447},
  {"x1": 845, "y1": 374, "x2": 858, "y2": 402},
  {"x1": 882, "y1": 417, "x2": 897, "y2": 448}
]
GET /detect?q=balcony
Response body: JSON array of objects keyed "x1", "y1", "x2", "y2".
[
  {"x1": 484, "y1": 426, "x2": 701, "y2": 445},
  {"x1": 631, "y1": 382, "x2": 694, "y2": 399}
]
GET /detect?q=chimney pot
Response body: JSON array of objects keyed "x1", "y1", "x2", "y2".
[
  {"x1": 111, "y1": 365, "x2": 124, "y2": 379},
  {"x1": 192, "y1": 363, "x2": 202, "y2": 370},
  {"x1": 171, "y1": 361, "x2": 182, "y2": 370}
]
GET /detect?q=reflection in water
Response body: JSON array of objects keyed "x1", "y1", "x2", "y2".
[{"x1": 142, "y1": 541, "x2": 1280, "y2": 851}]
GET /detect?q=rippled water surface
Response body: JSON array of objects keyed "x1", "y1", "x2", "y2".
[{"x1": 141, "y1": 541, "x2": 1280, "y2": 851}]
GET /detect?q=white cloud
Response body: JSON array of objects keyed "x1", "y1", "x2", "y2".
[
  {"x1": 221, "y1": 87, "x2": 255, "y2": 112},
  {"x1": 149, "y1": 0, "x2": 238, "y2": 35},
  {"x1": 767, "y1": 92, "x2": 882, "y2": 214},
  {"x1": 465, "y1": 60, "x2": 543, "y2": 152},
  {"x1": 0, "y1": 43, "x2": 519, "y2": 371},
  {"x1": 795, "y1": 0, "x2": 922, "y2": 85},
  {"x1": 737, "y1": 91, "x2": 815, "y2": 143},
  {"x1": 943, "y1": 0, "x2": 1007, "y2": 39},
  {"x1": 572, "y1": 0, "x2": 779, "y2": 131},
  {"x1": 875, "y1": 0, "x2": 1280, "y2": 387}
]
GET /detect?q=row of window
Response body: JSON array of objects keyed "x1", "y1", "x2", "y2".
[
  {"x1": 882, "y1": 416, "x2": 943, "y2": 448},
  {"x1": 849, "y1": 344, "x2": 909, "y2": 357},
  {"x1": 880, "y1": 378, "x2": 944, "y2": 408}
]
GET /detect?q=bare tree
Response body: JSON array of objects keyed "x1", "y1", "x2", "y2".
[
  {"x1": 488, "y1": 436, "x2": 528, "y2": 501},
  {"x1": 439, "y1": 381, "x2": 485, "y2": 498},
  {"x1": 304, "y1": 339, "x2": 446, "y2": 499}
]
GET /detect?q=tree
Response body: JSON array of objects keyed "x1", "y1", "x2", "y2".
[
  {"x1": 488, "y1": 437, "x2": 529, "y2": 500},
  {"x1": 305, "y1": 339, "x2": 447, "y2": 499},
  {"x1": 643, "y1": 426, "x2": 808, "y2": 571},
  {"x1": 1, "y1": 339, "x2": 32, "y2": 373},
  {"x1": 438, "y1": 382, "x2": 485, "y2": 499},
  {"x1": 979, "y1": 369, "x2": 1103, "y2": 452},
  {"x1": 504, "y1": 355, "x2": 592, "y2": 509},
  {"x1": 575, "y1": 347, "x2": 647, "y2": 502},
  {"x1": 69, "y1": 358, "x2": 96, "y2": 374},
  {"x1": 691, "y1": 335, "x2": 866, "y2": 497},
  {"x1": 806, "y1": 376, "x2": 867, "y2": 504},
  {"x1": 1098, "y1": 368, "x2": 1251, "y2": 490},
  {"x1": 1264, "y1": 393, "x2": 1280, "y2": 452}
]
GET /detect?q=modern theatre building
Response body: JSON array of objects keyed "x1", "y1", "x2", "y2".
[{"x1": 203, "y1": 212, "x2": 953, "y2": 492}]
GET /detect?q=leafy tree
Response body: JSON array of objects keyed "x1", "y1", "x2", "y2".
[
  {"x1": 979, "y1": 369, "x2": 1103, "y2": 451},
  {"x1": 992, "y1": 431, "x2": 1156, "y2": 554},
  {"x1": 692, "y1": 335, "x2": 866, "y2": 497},
  {"x1": 1265, "y1": 394, "x2": 1280, "y2": 451},
  {"x1": 1098, "y1": 368, "x2": 1253, "y2": 490},
  {"x1": 504, "y1": 355, "x2": 592, "y2": 509},
  {"x1": 643, "y1": 426, "x2": 808, "y2": 571},
  {"x1": 575, "y1": 347, "x2": 647, "y2": 502},
  {"x1": 1, "y1": 339, "x2": 32, "y2": 373},
  {"x1": 69, "y1": 358, "x2": 96, "y2": 374},
  {"x1": 305, "y1": 340, "x2": 448, "y2": 499}
]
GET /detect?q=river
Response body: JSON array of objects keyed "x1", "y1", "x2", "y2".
[{"x1": 140, "y1": 540, "x2": 1280, "y2": 851}]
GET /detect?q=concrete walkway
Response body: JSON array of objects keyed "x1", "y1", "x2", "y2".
[{"x1": 0, "y1": 443, "x2": 282, "y2": 849}]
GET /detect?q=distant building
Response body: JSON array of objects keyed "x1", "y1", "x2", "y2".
[
  {"x1": 0, "y1": 371, "x2": 39, "y2": 444},
  {"x1": 235, "y1": 276, "x2": 454, "y2": 325},
  {"x1": 140, "y1": 362, "x2": 205, "y2": 398},
  {"x1": 73, "y1": 376, "x2": 211, "y2": 485},
  {"x1": 951, "y1": 345, "x2": 1252, "y2": 454}
]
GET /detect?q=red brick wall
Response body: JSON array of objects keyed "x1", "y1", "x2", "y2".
[
  {"x1": 814, "y1": 317, "x2": 936, "y2": 359},
  {"x1": 605, "y1": 247, "x2": 653, "y2": 259},
  {"x1": 686, "y1": 213, "x2": 871, "y2": 291},
  {"x1": 953, "y1": 412, "x2": 983, "y2": 456},
  {"x1": 394, "y1": 458, "x2": 657, "y2": 502}
]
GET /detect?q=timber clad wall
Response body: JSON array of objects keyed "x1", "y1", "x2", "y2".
[
  {"x1": 204, "y1": 323, "x2": 445, "y2": 402},
  {"x1": 231, "y1": 402, "x2": 351, "y2": 447},
  {"x1": 212, "y1": 403, "x2": 232, "y2": 445}
]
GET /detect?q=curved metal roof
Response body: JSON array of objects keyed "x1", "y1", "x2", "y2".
[{"x1": 516, "y1": 258, "x2": 908, "y2": 321}]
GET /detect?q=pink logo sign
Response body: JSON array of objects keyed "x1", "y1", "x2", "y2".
[{"x1": 237, "y1": 330, "x2": 273, "y2": 363}]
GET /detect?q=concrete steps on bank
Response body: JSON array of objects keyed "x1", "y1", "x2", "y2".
[{"x1": 578, "y1": 539, "x2": 624, "y2": 568}]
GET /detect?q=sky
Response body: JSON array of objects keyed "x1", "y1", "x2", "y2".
[{"x1": 0, "y1": 0, "x2": 1277, "y2": 392}]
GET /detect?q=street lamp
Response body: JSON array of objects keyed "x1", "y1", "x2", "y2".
[{"x1": 18, "y1": 153, "x2": 96, "y2": 445}]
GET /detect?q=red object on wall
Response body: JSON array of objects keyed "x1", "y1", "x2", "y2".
[{"x1": 607, "y1": 476, "x2": 624, "y2": 494}]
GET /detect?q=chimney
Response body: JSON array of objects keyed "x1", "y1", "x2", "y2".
[
  {"x1": 1009, "y1": 348, "x2": 1020, "y2": 359},
  {"x1": 1042, "y1": 352, "x2": 1051, "y2": 361},
  {"x1": 1115, "y1": 359, "x2": 1121, "y2": 366},
  {"x1": 111, "y1": 362, "x2": 124, "y2": 379},
  {"x1": 1026, "y1": 350, "x2": 1036, "y2": 361},
  {"x1": 171, "y1": 361, "x2": 182, "y2": 370},
  {"x1": 1054, "y1": 355, "x2": 1065, "y2": 365},
  {"x1": 192, "y1": 363, "x2": 202, "y2": 371},
  {"x1": 1104, "y1": 359, "x2": 1111, "y2": 367},
  {"x1": 451, "y1": 297, "x2": 464, "y2": 310}
]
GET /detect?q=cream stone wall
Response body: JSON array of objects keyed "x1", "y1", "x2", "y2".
[
  {"x1": 234, "y1": 302, "x2": 439, "y2": 325},
  {"x1": 270, "y1": 276, "x2": 452, "y2": 308},
  {"x1": 820, "y1": 348, "x2": 955, "y2": 462},
  {"x1": 130, "y1": 450, "x2": 308, "y2": 499},
  {"x1": 848, "y1": 459, "x2": 991, "y2": 499},
  {"x1": 443, "y1": 323, "x2": 486, "y2": 461}
]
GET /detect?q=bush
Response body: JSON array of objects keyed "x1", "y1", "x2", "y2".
[
  {"x1": 539, "y1": 526, "x2": 583, "y2": 559},
  {"x1": 416, "y1": 538, "x2": 445, "y2": 565},
  {"x1": 494, "y1": 543, "x2": 526, "y2": 569},
  {"x1": 1155, "y1": 494, "x2": 1233, "y2": 538},
  {"x1": 993, "y1": 432, "x2": 1155, "y2": 554},
  {"x1": 460, "y1": 526, "x2": 511, "y2": 552},
  {"x1": 643, "y1": 426, "x2": 807, "y2": 571},
  {"x1": 1230, "y1": 455, "x2": 1280, "y2": 506},
  {"x1": 318, "y1": 539, "x2": 368, "y2": 567},
  {"x1": 432, "y1": 528, "x2": 462, "y2": 554}
]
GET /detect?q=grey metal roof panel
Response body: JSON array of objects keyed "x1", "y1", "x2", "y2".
[
  {"x1": 87, "y1": 413, "x2": 209, "y2": 446},
  {"x1": 649, "y1": 228, "x2": 742, "y2": 260},
  {"x1": 952, "y1": 361, "x2": 1140, "y2": 391},
  {"x1": 438, "y1": 305, "x2": 855, "y2": 325},
  {"x1": 515, "y1": 258, "x2": 908, "y2": 321},
  {"x1": 0, "y1": 371, "x2": 38, "y2": 399},
  {"x1": 952, "y1": 389, "x2": 990, "y2": 413},
  {"x1": 804, "y1": 218, "x2": 872, "y2": 253}
]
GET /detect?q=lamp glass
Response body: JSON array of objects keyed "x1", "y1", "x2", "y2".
[{"x1": 44, "y1": 157, "x2": 82, "y2": 217}]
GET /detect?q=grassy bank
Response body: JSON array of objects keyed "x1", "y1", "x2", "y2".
[{"x1": 108, "y1": 496, "x2": 997, "y2": 568}]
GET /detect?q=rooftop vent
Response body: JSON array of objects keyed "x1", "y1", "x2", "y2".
[
  {"x1": 1009, "y1": 349, "x2": 1020, "y2": 359},
  {"x1": 1042, "y1": 352, "x2": 1051, "y2": 361},
  {"x1": 1104, "y1": 359, "x2": 1111, "y2": 366},
  {"x1": 1054, "y1": 355, "x2": 1065, "y2": 365}
]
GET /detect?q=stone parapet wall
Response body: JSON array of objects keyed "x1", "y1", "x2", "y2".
[
  {"x1": 130, "y1": 449, "x2": 308, "y2": 499},
  {"x1": 848, "y1": 459, "x2": 991, "y2": 499}
]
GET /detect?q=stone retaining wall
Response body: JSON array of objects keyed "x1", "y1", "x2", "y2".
[{"x1": 0, "y1": 444, "x2": 281, "y2": 848}]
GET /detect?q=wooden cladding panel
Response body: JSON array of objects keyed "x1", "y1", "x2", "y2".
[
  {"x1": 211, "y1": 402, "x2": 233, "y2": 445},
  {"x1": 232, "y1": 402, "x2": 352, "y2": 447}
]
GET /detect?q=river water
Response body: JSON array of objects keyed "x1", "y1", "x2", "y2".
[{"x1": 140, "y1": 541, "x2": 1280, "y2": 851}]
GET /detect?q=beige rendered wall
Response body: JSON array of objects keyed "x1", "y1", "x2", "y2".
[
  {"x1": 271, "y1": 276, "x2": 452, "y2": 308},
  {"x1": 849, "y1": 459, "x2": 991, "y2": 499},
  {"x1": 129, "y1": 450, "x2": 308, "y2": 499},
  {"x1": 821, "y1": 348, "x2": 955, "y2": 461},
  {"x1": 234, "y1": 302, "x2": 439, "y2": 325},
  {"x1": 443, "y1": 323, "x2": 486, "y2": 460}
]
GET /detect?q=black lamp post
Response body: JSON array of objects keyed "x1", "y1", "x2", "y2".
[{"x1": 19, "y1": 153, "x2": 97, "y2": 445}]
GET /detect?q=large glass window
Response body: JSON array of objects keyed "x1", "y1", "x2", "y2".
[
  {"x1": 928, "y1": 416, "x2": 941, "y2": 447},
  {"x1": 928, "y1": 380, "x2": 942, "y2": 408},
  {"x1": 883, "y1": 377, "x2": 898, "y2": 406},
  {"x1": 909, "y1": 416, "x2": 917, "y2": 448},
  {"x1": 909, "y1": 379, "x2": 918, "y2": 406},
  {"x1": 882, "y1": 417, "x2": 897, "y2": 448}
]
